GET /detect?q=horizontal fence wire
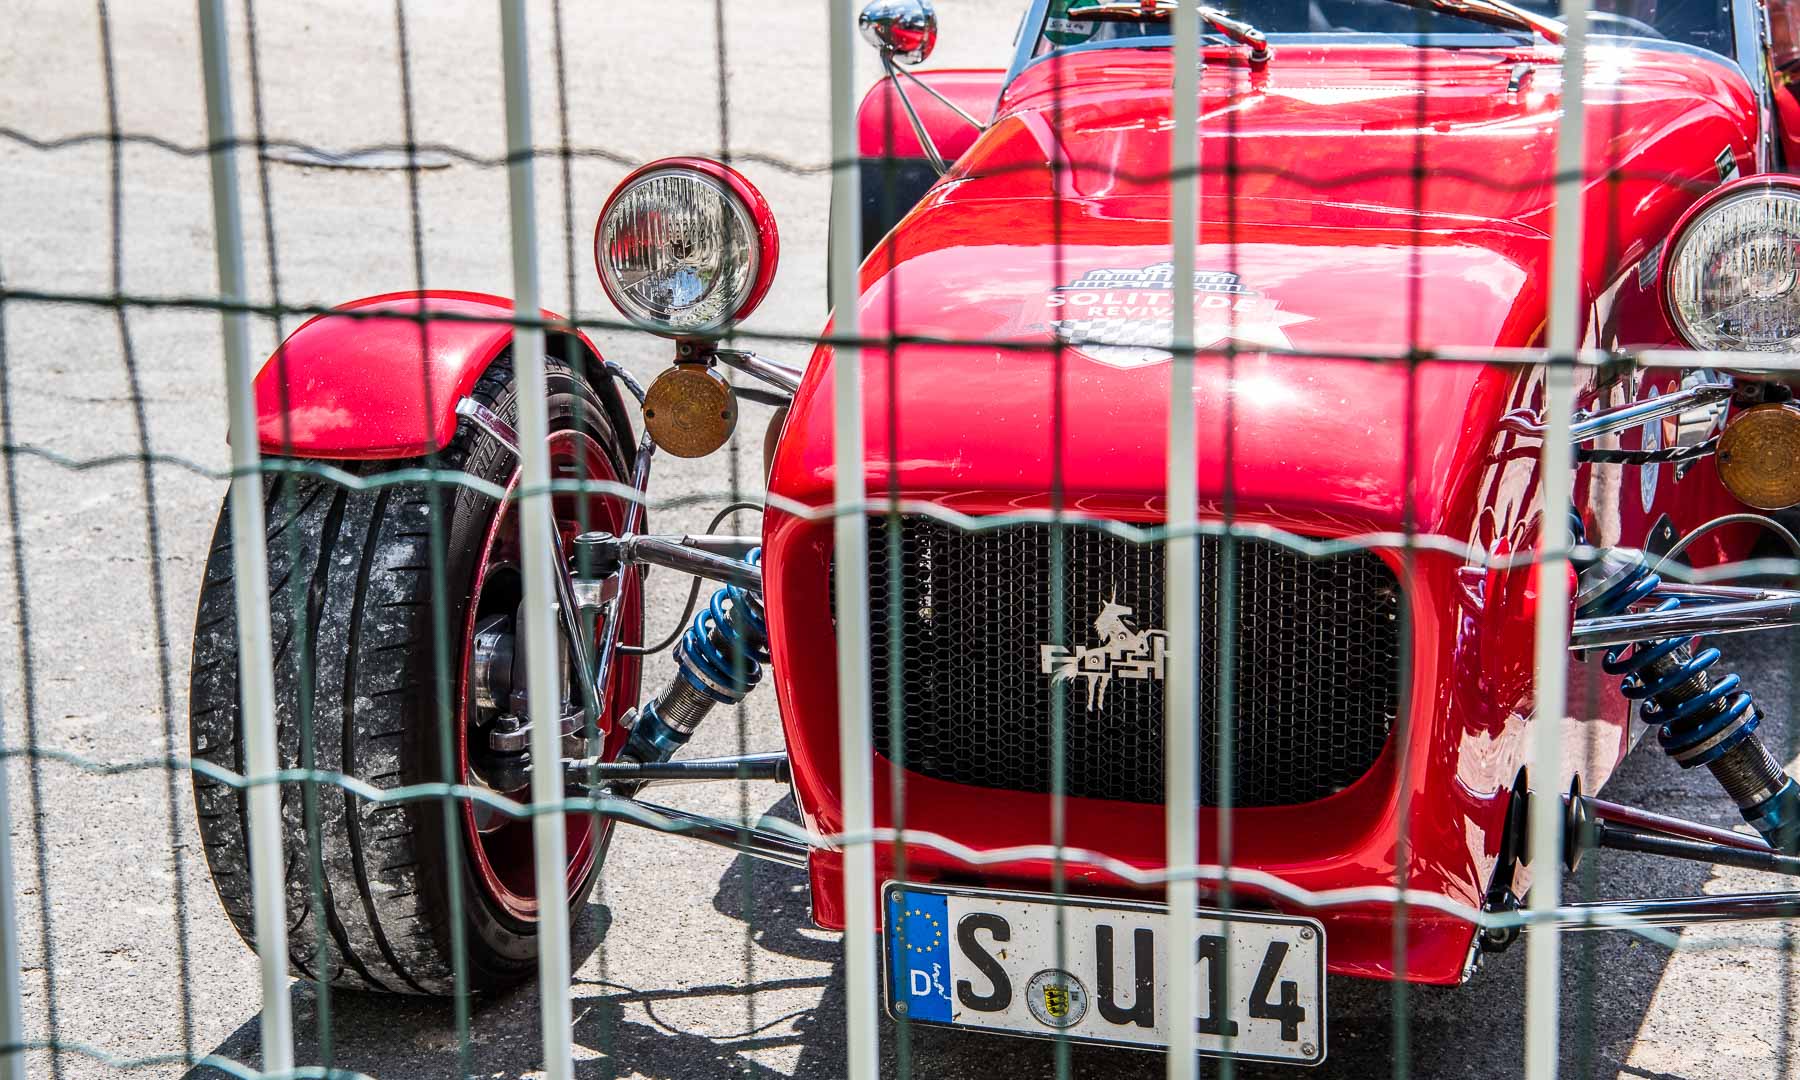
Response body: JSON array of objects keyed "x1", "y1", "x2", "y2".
[
  {"x1": 0, "y1": 744, "x2": 1731, "y2": 947},
  {"x1": 12, "y1": 280, "x2": 1800, "y2": 368},
  {"x1": 3, "y1": 2, "x2": 1800, "y2": 1079}
]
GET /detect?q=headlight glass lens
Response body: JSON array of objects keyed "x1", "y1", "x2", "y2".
[
  {"x1": 1668, "y1": 187, "x2": 1800, "y2": 352},
  {"x1": 598, "y1": 171, "x2": 758, "y2": 335}
]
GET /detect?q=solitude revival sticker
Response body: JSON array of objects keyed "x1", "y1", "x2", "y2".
[{"x1": 1047, "y1": 263, "x2": 1312, "y2": 368}]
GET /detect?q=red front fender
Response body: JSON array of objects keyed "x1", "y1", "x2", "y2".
[{"x1": 253, "y1": 290, "x2": 628, "y2": 459}]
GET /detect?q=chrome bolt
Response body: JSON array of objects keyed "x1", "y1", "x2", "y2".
[
  {"x1": 895, "y1": 1001, "x2": 908, "y2": 1016},
  {"x1": 1301, "y1": 1042, "x2": 1316, "y2": 1058},
  {"x1": 1299, "y1": 927, "x2": 1314, "y2": 941},
  {"x1": 890, "y1": 888, "x2": 904, "y2": 903}
]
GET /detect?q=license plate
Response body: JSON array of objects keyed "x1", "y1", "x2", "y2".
[{"x1": 882, "y1": 882, "x2": 1325, "y2": 1065}]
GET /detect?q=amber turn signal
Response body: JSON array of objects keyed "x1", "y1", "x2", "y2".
[
  {"x1": 643, "y1": 362, "x2": 739, "y2": 459},
  {"x1": 1716, "y1": 402, "x2": 1800, "y2": 510}
]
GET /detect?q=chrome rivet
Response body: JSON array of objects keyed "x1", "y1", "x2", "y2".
[
  {"x1": 895, "y1": 1001, "x2": 909, "y2": 1015},
  {"x1": 1299, "y1": 927, "x2": 1314, "y2": 940},
  {"x1": 1301, "y1": 1042, "x2": 1316, "y2": 1057}
]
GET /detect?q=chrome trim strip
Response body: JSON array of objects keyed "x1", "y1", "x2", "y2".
[
  {"x1": 456, "y1": 395, "x2": 522, "y2": 457},
  {"x1": 713, "y1": 348, "x2": 804, "y2": 395},
  {"x1": 1001, "y1": 0, "x2": 1054, "y2": 95},
  {"x1": 1731, "y1": 0, "x2": 1775, "y2": 170}
]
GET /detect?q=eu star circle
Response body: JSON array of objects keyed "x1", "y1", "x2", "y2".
[
  {"x1": 899, "y1": 906, "x2": 943, "y2": 955},
  {"x1": 1025, "y1": 968, "x2": 1090, "y2": 1029}
]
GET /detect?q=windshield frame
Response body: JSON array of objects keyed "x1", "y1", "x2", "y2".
[{"x1": 999, "y1": 0, "x2": 1762, "y2": 92}]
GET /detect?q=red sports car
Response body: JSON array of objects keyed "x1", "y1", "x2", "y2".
[{"x1": 191, "y1": 0, "x2": 1800, "y2": 1066}]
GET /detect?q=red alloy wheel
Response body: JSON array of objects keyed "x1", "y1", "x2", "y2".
[{"x1": 456, "y1": 429, "x2": 643, "y2": 922}]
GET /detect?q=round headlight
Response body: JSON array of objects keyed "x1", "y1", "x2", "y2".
[
  {"x1": 595, "y1": 159, "x2": 778, "y2": 338},
  {"x1": 1665, "y1": 182, "x2": 1800, "y2": 352}
]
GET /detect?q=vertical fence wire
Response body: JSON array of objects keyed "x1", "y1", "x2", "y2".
[
  {"x1": 1215, "y1": 39, "x2": 1244, "y2": 1080},
  {"x1": 1779, "y1": 517, "x2": 1798, "y2": 1080},
  {"x1": 829, "y1": 4, "x2": 878, "y2": 1080},
  {"x1": 195, "y1": 1, "x2": 295, "y2": 1074},
  {"x1": 545, "y1": 0, "x2": 589, "y2": 1003},
  {"x1": 1165, "y1": 3, "x2": 1202, "y2": 1077},
  {"x1": 389, "y1": 2, "x2": 478, "y2": 1072},
  {"x1": 0, "y1": 255, "x2": 51, "y2": 1080},
  {"x1": 1573, "y1": 33, "x2": 1631, "y2": 1080},
  {"x1": 1048, "y1": 29, "x2": 1073, "y2": 1080},
  {"x1": 0, "y1": 690, "x2": 21, "y2": 1080},
  {"x1": 1528, "y1": 0, "x2": 1591, "y2": 1073},
  {"x1": 237, "y1": 0, "x2": 347, "y2": 1063},
  {"x1": 93, "y1": 4, "x2": 201, "y2": 1071},
  {"x1": 876, "y1": 34, "x2": 915, "y2": 1080},
  {"x1": 496, "y1": 5, "x2": 577, "y2": 1080},
  {"x1": 1392, "y1": 2, "x2": 1434, "y2": 1068}
]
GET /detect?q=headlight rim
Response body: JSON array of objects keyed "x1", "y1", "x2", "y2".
[
  {"x1": 1660, "y1": 176, "x2": 1800, "y2": 353},
  {"x1": 594, "y1": 156, "x2": 780, "y2": 339}
]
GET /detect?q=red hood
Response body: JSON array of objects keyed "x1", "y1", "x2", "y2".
[
  {"x1": 988, "y1": 41, "x2": 1755, "y2": 228},
  {"x1": 907, "y1": 41, "x2": 1757, "y2": 355},
  {"x1": 776, "y1": 43, "x2": 1756, "y2": 532}
]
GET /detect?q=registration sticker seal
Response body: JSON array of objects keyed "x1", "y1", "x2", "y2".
[{"x1": 1026, "y1": 968, "x2": 1091, "y2": 1029}]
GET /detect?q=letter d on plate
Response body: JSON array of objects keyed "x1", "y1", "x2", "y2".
[{"x1": 887, "y1": 889, "x2": 953, "y2": 1022}]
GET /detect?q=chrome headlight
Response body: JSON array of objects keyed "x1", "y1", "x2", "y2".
[
  {"x1": 595, "y1": 159, "x2": 778, "y2": 338},
  {"x1": 1666, "y1": 183, "x2": 1800, "y2": 352}
]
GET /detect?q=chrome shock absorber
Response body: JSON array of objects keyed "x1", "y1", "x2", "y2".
[
  {"x1": 1575, "y1": 543, "x2": 1800, "y2": 850},
  {"x1": 623, "y1": 549, "x2": 770, "y2": 765}
]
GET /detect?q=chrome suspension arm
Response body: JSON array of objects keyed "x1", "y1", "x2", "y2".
[
  {"x1": 1499, "y1": 378, "x2": 1735, "y2": 443},
  {"x1": 1553, "y1": 892, "x2": 1800, "y2": 929},
  {"x1": 575, "y1": 531, "x2": 763, "y2": 592},
  {"x1": 1569, "y1": 589, "x2": 1800, "y2": 650}
]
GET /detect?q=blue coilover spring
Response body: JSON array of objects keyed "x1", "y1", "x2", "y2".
[
  {"x1": 624, "y1": 548, "x2": 770, "y2": 765},
  {"x1": 1574, "y1": 535, "x2": 1800, "y2": 850}
]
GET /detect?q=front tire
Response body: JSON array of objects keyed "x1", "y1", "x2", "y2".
[{"x1": 188, "y1": 353, "x2": 643, "y2": 994}]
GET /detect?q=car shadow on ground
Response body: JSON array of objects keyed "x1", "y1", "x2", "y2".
[{"x1": 186, "y1": 739, "x2": 1730, "y2": 1079}]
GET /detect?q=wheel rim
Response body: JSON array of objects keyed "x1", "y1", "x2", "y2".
[{"x1": 456, "y1": 428, "x2": 642, "y2": 923}]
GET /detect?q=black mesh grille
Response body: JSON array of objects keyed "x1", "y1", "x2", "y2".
[{"x1": 854, "y1": 517, "x2": 1403, "y2": 807}]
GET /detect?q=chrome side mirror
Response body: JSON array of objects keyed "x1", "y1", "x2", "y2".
[
  {"x1": 859, "y1": 0, "x2": 938, "y2": 65},
  {"x1": 856, "y1": 0, "x2": 987, "y2": 176}
]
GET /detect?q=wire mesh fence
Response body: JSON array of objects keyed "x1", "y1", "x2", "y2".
[{"x1": 4, "y1": 1, "x2": 1800, "y2": 1078}]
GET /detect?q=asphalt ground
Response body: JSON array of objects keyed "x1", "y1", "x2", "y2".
[{"x1": 3, "y1": 2, "x2": 1800, "y2": 1078}]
